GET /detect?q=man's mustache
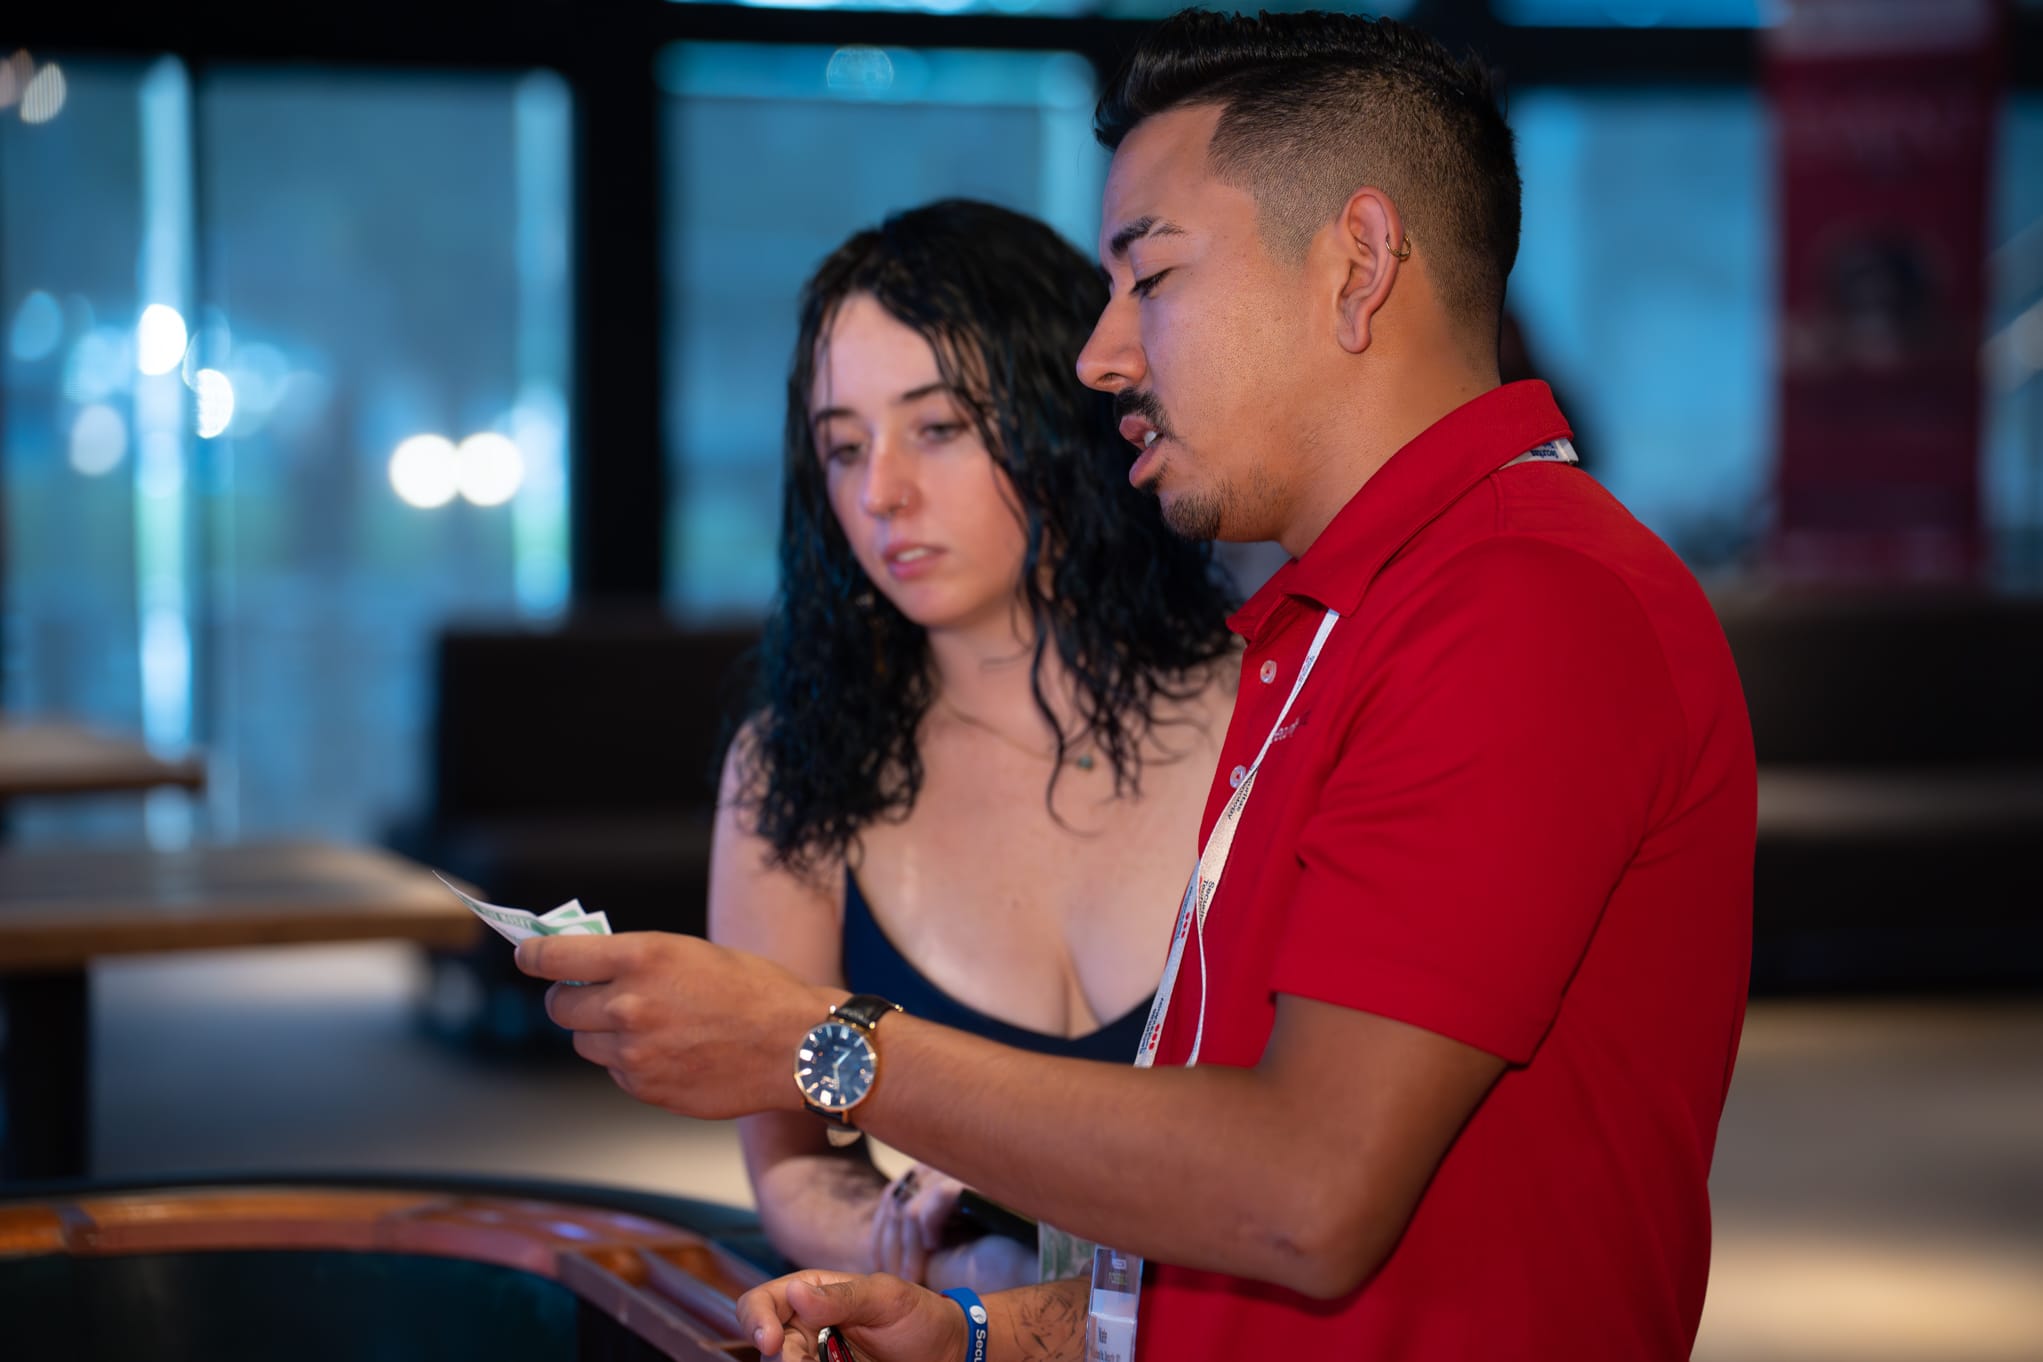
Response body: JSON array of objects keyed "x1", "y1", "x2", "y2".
[{"x1": 1113, "y1": 390, "x2": 1172, "y2": 437}]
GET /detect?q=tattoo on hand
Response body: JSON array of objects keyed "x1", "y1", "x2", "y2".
[{"x1": 1005, "y1": 1277, "x2": 1088, "y2": 1362}]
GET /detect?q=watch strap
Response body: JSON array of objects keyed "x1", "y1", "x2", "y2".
[{"x1": 832, "y1": 994, "x2": 902, "y2": 1032}]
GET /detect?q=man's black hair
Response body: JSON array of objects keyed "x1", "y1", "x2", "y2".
[{"x1": 1096, "y1": 8, "x2": 1521, "y2": 333}]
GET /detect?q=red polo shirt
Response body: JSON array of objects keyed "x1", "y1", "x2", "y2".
[{"x1": 1137, "y1": 382, "x2": 1755, "y2": 1361}]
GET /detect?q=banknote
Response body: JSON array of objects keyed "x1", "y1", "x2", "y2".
[{"x1": 433, "y1": 872, "x2": 612, "y2": 944}]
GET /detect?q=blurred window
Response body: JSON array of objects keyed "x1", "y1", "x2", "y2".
[
  {"x1": 0, "y1": 57, "x2": 572, "y2": 845},
  {"x1": 1508, "y1": 89, "x2": 1774, "y2": 572},
  {"x1": 660, "y1": 42, "x2": 1106, "y2": 618},
  {"x1": 1, "y1": 56, "x2": 154, "y2": 844}
]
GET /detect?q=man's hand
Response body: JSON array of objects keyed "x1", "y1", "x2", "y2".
[
  {"x1": 735, "y1": 1270, "x2": 966, "y2": 1362},
  {"x1": 514, "y1": 931, "x2": 840, "y2": 1119}
]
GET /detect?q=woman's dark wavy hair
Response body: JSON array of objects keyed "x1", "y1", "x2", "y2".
[{"x1": 735, "y1": 198, "x2": 1237, "y2": 877}]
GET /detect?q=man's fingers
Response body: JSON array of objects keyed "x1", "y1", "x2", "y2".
[
  {"x1": 734, "y1": 1283, "x2": 793, "y2": 1357},
  {"x1": 571, "y1": 1030, "x2": 620, "y2": 1069},
  {"x1": 737, "y1": 1272, "x2": 860, "y2": 1359},
  {"x1": 545, "y1": 979, "x2": 619, "y2": 1032},
  {"x1": 786, "y1": 1275, "x2": 877, "y2": 1330},
  {"x1": 515, "y1": 933, "x2": 619, "y2": 983}
]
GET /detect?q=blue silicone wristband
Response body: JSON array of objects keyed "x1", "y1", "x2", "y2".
[{"x1": 941, "y1": 1287, "x2": 990, "y2": 1362}]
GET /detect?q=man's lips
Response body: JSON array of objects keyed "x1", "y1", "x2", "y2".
[{"x1": 1117, "y1": 413, "x2": 1165, "y2": 451}]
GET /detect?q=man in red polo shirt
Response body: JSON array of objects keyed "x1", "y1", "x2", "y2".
[{"x1": 519, "y1": 10, "x2": 1754, "y2": 1360}]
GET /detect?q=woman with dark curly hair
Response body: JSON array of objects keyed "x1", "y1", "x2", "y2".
[{"x1": 708, "y1": 199, "x2": 1238, "y2": 1293}]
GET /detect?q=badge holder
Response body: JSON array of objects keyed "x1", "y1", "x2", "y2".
[{"x1": 1084, "y1": 1243, "x2": 1141, "y2": 1362}]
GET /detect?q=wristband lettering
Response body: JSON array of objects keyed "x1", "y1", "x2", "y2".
[{"x1": 942, "y1": 1287, "x2": 990, "y2": 1362}]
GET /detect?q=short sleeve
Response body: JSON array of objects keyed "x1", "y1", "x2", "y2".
[{"x1": 1271, "y1": 536, "x2": 1681, "y2": 1063}]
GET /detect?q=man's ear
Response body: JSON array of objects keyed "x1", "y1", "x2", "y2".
[{"x1": 1331, "y1": 187, "x2": 1406, "y2": 356}]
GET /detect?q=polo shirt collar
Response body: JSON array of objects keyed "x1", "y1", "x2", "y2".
[{"x1": 1227, "y1": 381, "x2": 1572, "y2": 639}]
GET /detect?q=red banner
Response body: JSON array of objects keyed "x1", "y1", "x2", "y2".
[{"x1": 1767, "y1": 0, "x2": 2006, "y2": 583}]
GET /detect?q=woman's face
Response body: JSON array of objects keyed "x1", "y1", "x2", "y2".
[{"x1": 810, "y1": 293, "x2": 1031, "y2": 636}]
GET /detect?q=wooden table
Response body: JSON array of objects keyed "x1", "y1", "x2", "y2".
[
  {"x1": 0, "y1": 721, "x2": 205, "y2": 799},
  {"x1": 0, "y1": 841, "x2": 480, "y2": 1182}
]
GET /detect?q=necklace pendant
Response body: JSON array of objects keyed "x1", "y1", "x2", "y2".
[{"x1": 1075, "y1": 753, "x2": 1095, "y2": 771}]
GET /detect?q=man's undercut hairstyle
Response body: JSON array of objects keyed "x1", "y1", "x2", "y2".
[{"x1": 1095, "y1": 7, "x2": 1521, "y2": 334}]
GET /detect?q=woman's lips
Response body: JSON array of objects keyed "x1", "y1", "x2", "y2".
[{"x1": 882, "y1": 544, "x2": 944, "y2": 580}]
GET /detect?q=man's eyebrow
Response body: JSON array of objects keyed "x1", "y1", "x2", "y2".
[{"x1": 1108, "y1": 216, "x2": 1187, "y2": 260}]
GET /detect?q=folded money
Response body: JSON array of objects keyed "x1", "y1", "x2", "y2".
[{"x1": 433, "y1": 872, "x2": 613, "y2": 945}]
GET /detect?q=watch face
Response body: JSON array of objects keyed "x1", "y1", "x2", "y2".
[{"x1": 797, "y1": 1020, "x2": 876, "y2": 1112}]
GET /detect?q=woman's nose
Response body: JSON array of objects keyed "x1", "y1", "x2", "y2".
[{"x1": 859, "y1": 442, "x2": 914, "y2": 518}]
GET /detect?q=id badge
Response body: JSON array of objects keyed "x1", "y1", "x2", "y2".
[{"x1": 1084, "y1": 1243, "x2": 1141, "y2": 1362}]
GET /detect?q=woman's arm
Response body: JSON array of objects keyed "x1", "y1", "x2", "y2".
[
  {"x1": 710, "y1": 729, "x2": 894, "y2": 1272},
  {"x1": 711, "y1": 733, "x2": 1040, "y2": 1291}
]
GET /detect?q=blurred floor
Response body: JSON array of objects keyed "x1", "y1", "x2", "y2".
[{"x1": 83, "y1": 943, "x2": 2043, "y2": 1361}]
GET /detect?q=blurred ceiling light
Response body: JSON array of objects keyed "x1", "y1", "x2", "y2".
[
  {"x1": 192, "y1": 368, "x2": 235, "y2": 439},
  {"x1": 456, "y1": 432, "x2": 526, "y2": 506},
  {"x1": 136, "y1": 303, "x2": 188, "y2": 375},
  {"x1": 69, "y1": 403, "x2": 128, "y2": 477},
  {"x1": 389, "y1": 433, "x2": 460, "y2": 509},
  {"x1": 8, "y1": 290, "x2": 62, "y2": 361},
  {"x1": 19, "y1": 60, "x2": 66, "y2": 125}
]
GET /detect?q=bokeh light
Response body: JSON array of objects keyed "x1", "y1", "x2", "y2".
[
  {"x1": 20, "y1": 61, "x2": 67, "y2": 125},
  {"x1": 455, "y1": 431, "x2": 526, "y2": 506},
  {"x1": 136, "y1": 303, "x2": 189, "y2": 376},
  {"x1": 193, "y1": 368, "x2": 235, "y2": 438},
  {"x1": 826, "y1": 46, "x2": 896, "y2": 96},
  {"x1": 7, "y1": 290, "x2": 62, "y2": 362},
  {"x1": 389, "y1": 433, "x2": 460, "y2": 508},
  {"x1": 68, "y1": 403, "x2": 128, "y2": 477}
]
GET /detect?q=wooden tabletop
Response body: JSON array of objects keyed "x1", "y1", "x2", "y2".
[
  {"x1": 0, "y1": 721, "x2": 205, "y2": 798},
  {"x1": 0, "y1": 841, "x2": 480, "y2": 970}
]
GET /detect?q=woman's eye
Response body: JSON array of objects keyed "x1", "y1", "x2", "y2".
[
  {"x1": 1132, "y1": 268, "x2": 1173, "y2": 299},
  {"x1": 920, "y1": 422, "x2": 965, "y2": 443},
  {"x1": 823, "y1": 442, "x2": 863, "y2": 466}
]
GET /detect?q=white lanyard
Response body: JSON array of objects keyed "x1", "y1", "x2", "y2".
[
  {"x1": 1135, "y1": 607, "x2": 1341, "y2": 1070},
  {"x1": 1081, "y1": 608, "x2": 1338, "y2": 1362}
]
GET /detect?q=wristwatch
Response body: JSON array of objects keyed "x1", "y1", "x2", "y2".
[{"x1": 795, "y1": 994, "x2": 902, "y2": 1146}]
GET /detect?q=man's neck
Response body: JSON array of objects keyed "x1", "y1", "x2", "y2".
[{"x1": 1273, "y1": 365, "x2": 1500, "y2": 560}]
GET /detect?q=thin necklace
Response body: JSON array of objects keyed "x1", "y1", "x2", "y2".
[{"x1": 937, "y1": 699, "x2": 1097, "y2": 771}]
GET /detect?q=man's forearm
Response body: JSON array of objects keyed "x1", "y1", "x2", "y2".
[
  {"x1": 853, "y1": 1016, "x2": 1341, "y2": 1294},
  {"x1": 990, "y1": 1277, "x2": 1088, "y2": 1362}
]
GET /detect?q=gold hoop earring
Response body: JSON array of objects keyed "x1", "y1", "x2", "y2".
[{"x1": 1387, "y1": 233, "x2": 1412, "y2": 262}]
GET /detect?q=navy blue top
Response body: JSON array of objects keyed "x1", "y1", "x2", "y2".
[{"x1": 842, "y1": 872, "x2": 1152, "y2": 1063}]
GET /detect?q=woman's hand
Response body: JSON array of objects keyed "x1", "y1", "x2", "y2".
[
  {"x1": 736, "y1": 1269, "x2": 967, "y2": 1362},
  {"x1": 867, "y1": 1162, "x2": 961, "y2": 1284},
  {"x1": 926, "y1": 1232, "x2": 1040, "y2": 1295}
]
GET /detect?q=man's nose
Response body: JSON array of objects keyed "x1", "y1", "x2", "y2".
[{"x1": 1077, "y1": 301, "x2": 1146, "y2": 394}]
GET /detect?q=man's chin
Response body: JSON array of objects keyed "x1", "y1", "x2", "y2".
[{"x1": 1159, "y1": 488, "x2": 1224, "y2": 542}]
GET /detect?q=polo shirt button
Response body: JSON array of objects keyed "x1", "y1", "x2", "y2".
[
  {"x1": 1259, "y1": 659, "x2": 1277, "y2": 683},
  {"x1": 1229, "y1": 764, "x2": 1247, "y2": 788}
]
